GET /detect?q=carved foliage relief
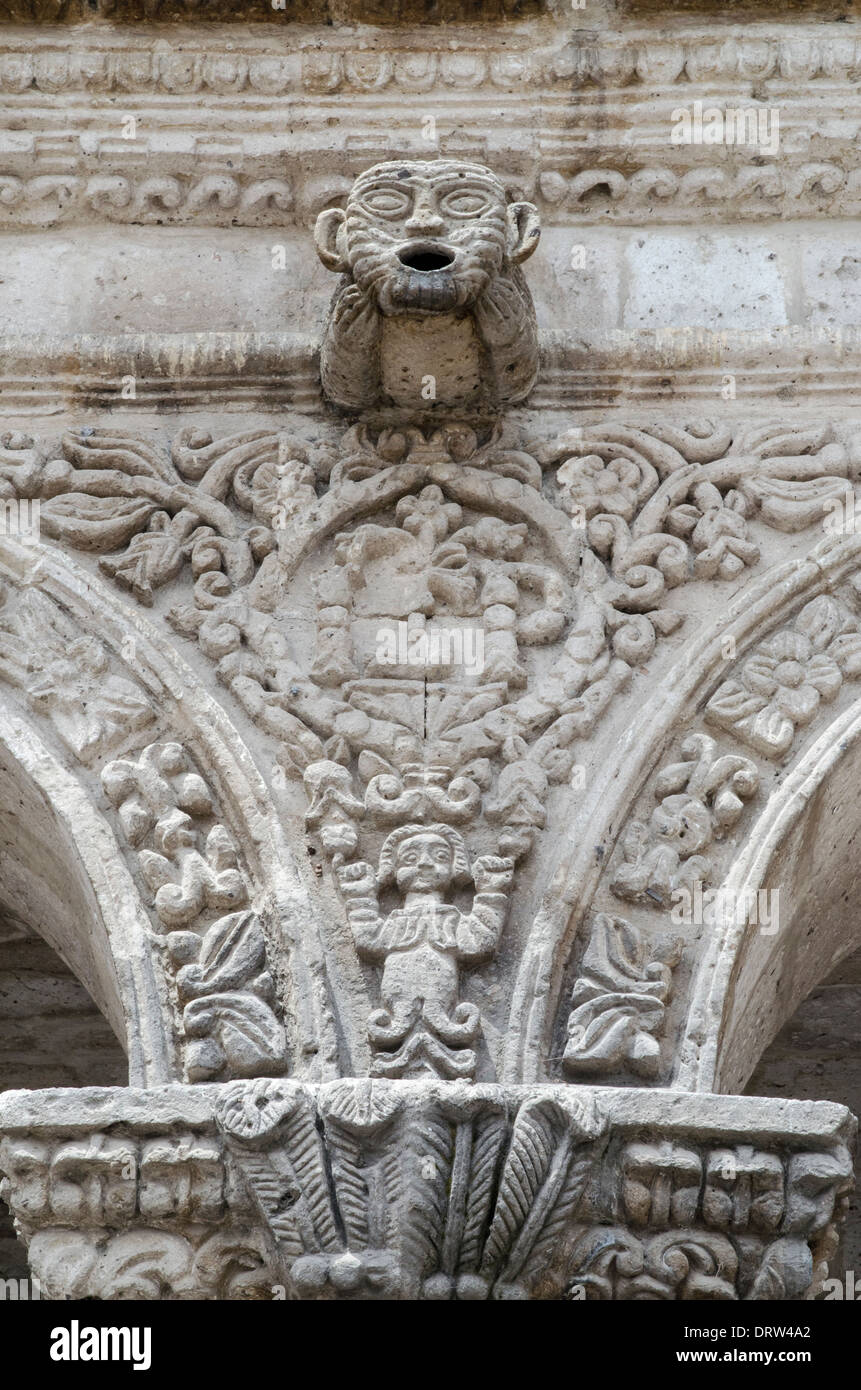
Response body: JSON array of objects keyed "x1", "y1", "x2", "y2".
[
  {"x1": 1, "y1": 411, "x2": 857, "y2": 1087},
  {"x1": 0, "y1": 1081, "x2": 851, "y2": 1300}
]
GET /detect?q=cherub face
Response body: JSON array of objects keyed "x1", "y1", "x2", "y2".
[
  {"x1": 395, "y1": 832, "x2": 454, "y2": 893},
  {"x1": 315, "y1": 160, "x2": 540, "y2": 316}
]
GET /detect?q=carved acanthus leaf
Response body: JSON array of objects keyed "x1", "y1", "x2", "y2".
[{"x1": 102, "y1": 741, "x2": 287, "y2": 1083}]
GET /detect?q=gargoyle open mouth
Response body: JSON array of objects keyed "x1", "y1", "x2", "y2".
[
  {"x1": 390, "y1": 243, "x2": 459, "y2": 311},
  {"x1": 396, "y1": 244, "x2": 456, "y2": 272}
]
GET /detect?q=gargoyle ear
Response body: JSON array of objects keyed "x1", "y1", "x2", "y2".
[
  {"x1": 314, "y1": 206, "x2": 349, "y2": 272},
  {"x1": 506, "y1": 201, "x2": 541, "y2": 264}
]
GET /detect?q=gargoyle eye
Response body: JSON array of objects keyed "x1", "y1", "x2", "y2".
[
  {"x1": 360, "y1": 187, "x2": 412, "y2": 218},
  {"x1": 438, "y1": 189, "x2": 494, "y2": 218}
]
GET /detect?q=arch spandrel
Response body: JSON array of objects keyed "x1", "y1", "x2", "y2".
[{"x1": 0, "y1": 536, "x2": 342, "y2": 1089}]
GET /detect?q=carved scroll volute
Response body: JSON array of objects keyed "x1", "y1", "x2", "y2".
[{"x1": 314, "y1": 160, "x2": 540, "y2": 411}]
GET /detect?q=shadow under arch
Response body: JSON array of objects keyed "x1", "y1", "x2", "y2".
[
  {"x1": 0, "y1": 705, "x2": 173, "y2": 1086},
  {"x1": 680, "y1": 691, "x2": 861, "y2": 1097}
]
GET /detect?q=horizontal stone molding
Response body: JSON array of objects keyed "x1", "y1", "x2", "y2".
[
  {"x1": 0, "y1": 21, "x2": 860, "y2": 227},
  {"x1": 0, "y1": 148, "x2": 855, "y2": 231},
  {"x1": 1, "y1": 25, "x2": 861, "y2": 93},
  {"x1": 7, "y1": 332, "x2": 861, "y2": 414},
  {"x1": 1, "y1": 1080, "x2": 851, "y2": 1145},
  {"x1": 0, "y1": 0, "x2": 543, "y2": 22}
]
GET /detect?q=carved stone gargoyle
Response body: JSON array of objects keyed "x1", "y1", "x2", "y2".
[{"x1": 314, "y1": 159, "x2": 541, "y2": 411}]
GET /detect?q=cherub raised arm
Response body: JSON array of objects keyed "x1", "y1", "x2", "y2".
[{"x1": 335, "y1": 824, "x2": 514, "y2": 1078}]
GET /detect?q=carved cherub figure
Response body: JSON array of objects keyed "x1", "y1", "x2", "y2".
[
  {"x1": 314, "y1": 160, "x2": 540, "y2": 410},
  {"x1": 336, "y1": 823, "x2": 513, "y2": 1078}
]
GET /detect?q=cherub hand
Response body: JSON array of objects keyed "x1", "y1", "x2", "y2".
[
  {"x1": 472, "y1": 855, "x2": 515, "y2": 894},
  {"x1": 335, "y1": 859, "x2": 377, "y2": 899}
]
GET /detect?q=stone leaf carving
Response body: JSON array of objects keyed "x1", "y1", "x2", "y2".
[
  {"x1": 562, "y1": 914, "x2": 684, "y2": 1080},
  {"x1": 706, "y1": 592, "x2": 861, "y2": 759},
  {"x1": 102, "y1": 741, "x2": 287, "y2": 1082},
  {"x1": 0, "y1": 426, "x2": 261, "y2": 608},
  {"x1": 611, "y1": 733, "x2": 759, "y2": 907},
  {"x1": 0, "y1": 586, "x2": 154, "y2": 760},
  {"x1": 216, "y1": 1078, "x2": 606, "y2": 1301},
  {"x1": 2, "y1": 411, "x2": 857, "y2": 1084},
  {"x1": 542, "y1": 419, "x2": 857, "y2": 593},
  {"x1": 25, "y1": 1228, "x2": 275, "y2": 1301},
  {"x1": 6, "y1": 420, "x2": 851, "y2": 788},
  {"x1": 569, "y1": 1226, "x2": 741, "y2": 1301},
  {"x1": 175, "y1": 910, "x2": 287, "y2": 1085},
  {"x1": 314, "y1": 160, "x2": 540, "y2": 410},
  {"x1": 0, "y1": 1085, "x2": 850, "y2": 1301}
]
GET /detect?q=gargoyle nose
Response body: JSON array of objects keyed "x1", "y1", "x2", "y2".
[{"x1": 405, "y1": 206, "x2": 445, "y2": 236}]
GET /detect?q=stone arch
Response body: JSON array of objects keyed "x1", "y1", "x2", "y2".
[
  {"x1": 505, "y1": 530, "x2": 861, "y2": 1084},
  {"x1": 0, "y1": 535, "x2": 344, "y2": 1085},
  {"x1": 0, "y1": 705, "x2": 169, "y2": 1085},
  {"x1": 680, "y1": 692, "x2": 861, "y2": 1096}
]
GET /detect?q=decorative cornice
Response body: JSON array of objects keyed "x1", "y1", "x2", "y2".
[
  {"x1": 1, "y1": 25, "x2": 861, "y2": 225},
  {"x1": 0, "y1": 153, "x2": 857, "y2": 228},
  {"x1": 2, "y1": 26, "x2": 861, "y2": 92}
]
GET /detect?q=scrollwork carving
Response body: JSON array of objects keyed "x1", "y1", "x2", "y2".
[
  {"x1": 102, "y1": 741, "x2": 287, "y2": 1082},
  {"x1": 562, "y1": 915, "x2": 684, "y2": 1080}
]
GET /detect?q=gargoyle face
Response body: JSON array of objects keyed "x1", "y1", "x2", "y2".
[{"x1": 315, "y1": 160, "x2": 540, "y2": 316}]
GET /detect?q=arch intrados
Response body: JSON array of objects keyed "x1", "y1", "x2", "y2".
[
  {"x1": 682, "y1": 695, "x2": 861, "y2": 1096},
  {"x1": 0, "y1": 707, "x2": 172, "y2": 1085}
]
